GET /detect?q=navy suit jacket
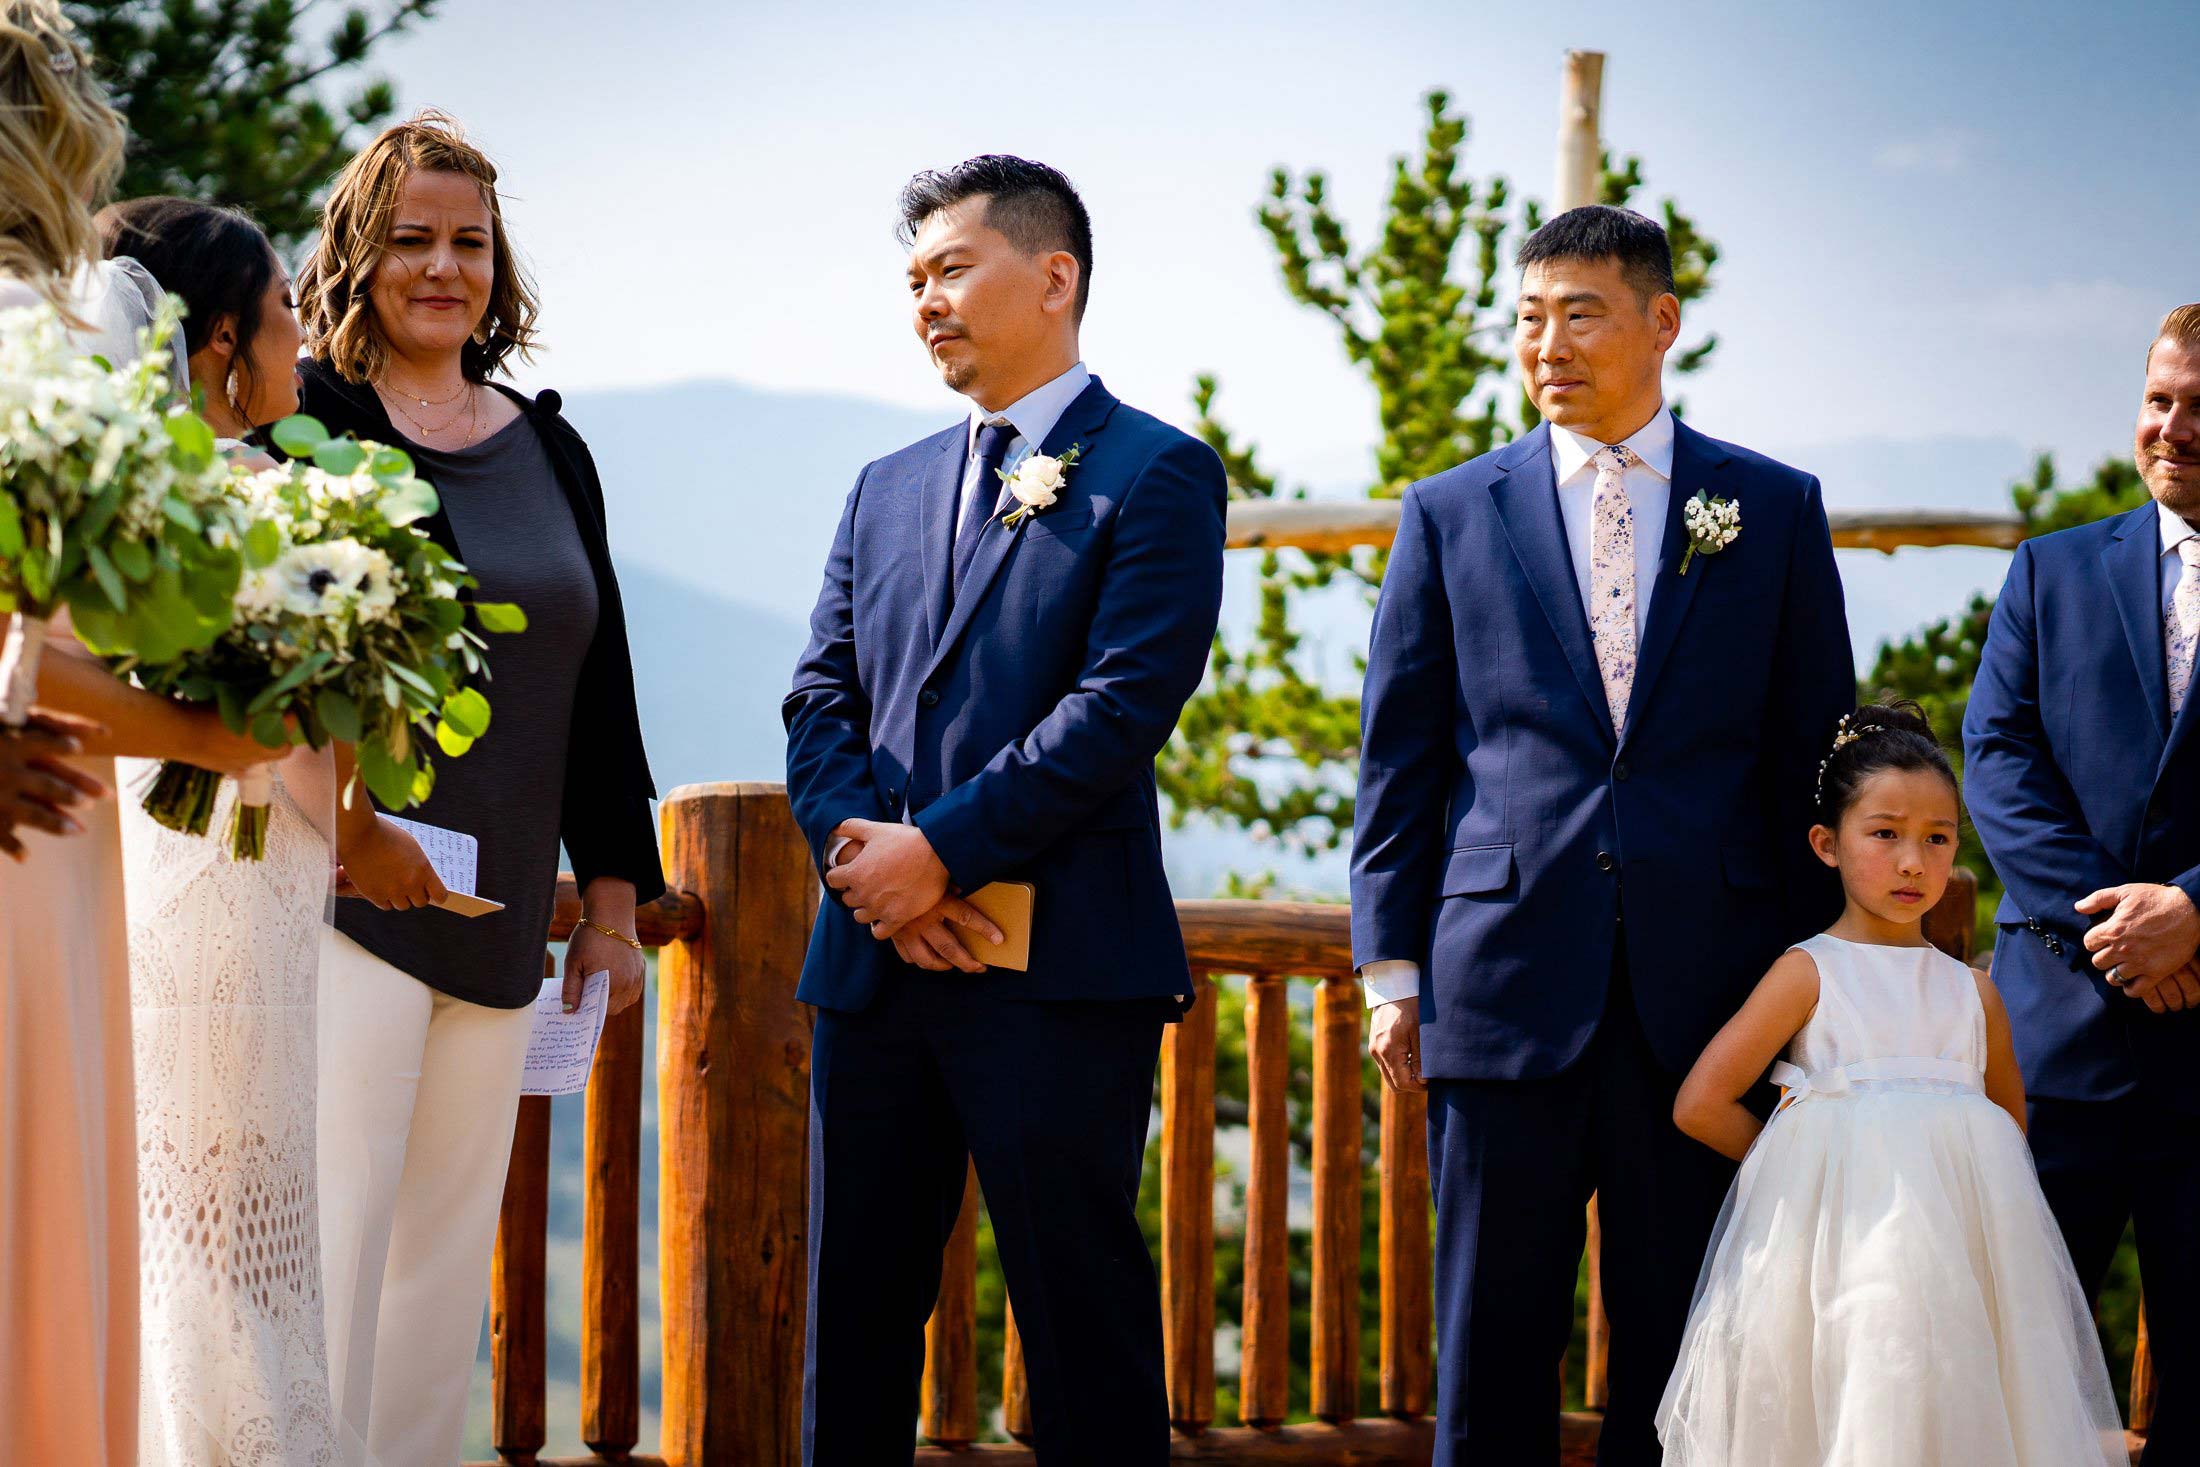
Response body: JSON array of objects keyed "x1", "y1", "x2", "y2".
[
  {"x1": 783, "y1": 378, "x2": 1227, "y2": 1014},
  {"x1": 1349, "y1": 420, "x2": 1853, "y2": 1080},
  {"x1": 1962, "y1": 500, "x2": 2200, "y2": 1108}
]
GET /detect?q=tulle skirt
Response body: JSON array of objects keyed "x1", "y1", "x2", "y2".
[{"x1": 1656, "y1": 1084, "x2": 2127, "y2": 1467}]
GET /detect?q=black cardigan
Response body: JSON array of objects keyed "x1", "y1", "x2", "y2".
[{"x1": 296, "y1": 358, "x2": 666, "y2": 906}]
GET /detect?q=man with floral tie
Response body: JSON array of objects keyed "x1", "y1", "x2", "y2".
[
  {"x1": 1350, "y1": 206, "x2": 1854, "y2": 1463},
  {"x1": 1965, "y1": 304, "x2": 2200, "y2": 1463}
]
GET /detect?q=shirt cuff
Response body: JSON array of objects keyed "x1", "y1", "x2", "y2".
[
  {"x1": 1360, "y1": 960, "x2": 1421, "y2": 1008},
  {"x1": 826, "y1": 835, "x2": 853, "y2": 868}
]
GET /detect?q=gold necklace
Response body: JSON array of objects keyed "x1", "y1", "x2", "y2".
[
  {"x1": 381, "y1": 374, "x2": 469, "y2": 411},
  {"x1": 382, "y1": 383, "x2": 476, "y2": 440}
]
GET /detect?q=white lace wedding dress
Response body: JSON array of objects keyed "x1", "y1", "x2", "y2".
[{"x1": 121, "y1": 749, "x2": 353, "y2": 1466}]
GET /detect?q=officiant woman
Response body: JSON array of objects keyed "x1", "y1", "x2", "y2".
[{"x1": 293, "y1": 110, "x2": 662, "y2": 1467}]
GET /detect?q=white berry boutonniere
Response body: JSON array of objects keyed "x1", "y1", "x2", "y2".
[
  {"x1": 1677, "y1": 490, "x2": 1740, "y2": 576},
  {"x1": 998, "y1": 444, "x2": 1083, "y2": 529}
]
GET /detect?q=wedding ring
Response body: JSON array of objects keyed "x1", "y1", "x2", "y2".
[{"x1": 2110, "y1": 965, "x2": 2130, "y2": 986}]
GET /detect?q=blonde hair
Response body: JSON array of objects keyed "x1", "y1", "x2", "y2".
[
  {"x1": 296, "y1": 109, "x2": 539, "y2": 385},
  {"x1": 0, "y1": 0, "x2": 125, "y2": 308},
  {"x1": 2154, "y1": 304, "x2": 2200, "y2": 364}
]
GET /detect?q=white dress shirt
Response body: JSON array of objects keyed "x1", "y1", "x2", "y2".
[
  {"x1": 826, "y1": 362, "x2": 1095, "y2": 870},
  {"x1": 1360, "y1": 407, "x2": 1677, "y2": 1009},
  {"x1": 2160, "y1": 502, "x2": 2199, "y2": 620},
  {"x1": 957, "y1": 361, "x2": 1092, "y2": 539}
]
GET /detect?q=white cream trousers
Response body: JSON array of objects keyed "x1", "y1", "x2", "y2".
[{"x1": 316, "y1": 927, "x2": 534, "y2": 1466}]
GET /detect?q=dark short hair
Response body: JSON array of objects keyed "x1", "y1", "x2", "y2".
[
  {"x1": 1516, "y1": 204, "x2": 1676, "y2": 306},
  {"x1": 898, "y1": 155, "x2": 1093, "y2": 320},
  {"x1": 1815, "y1": 700, "x2": 1960, "y2": 826},
  {"x1": 95, "y1": 196, "x2": 279, "y2": 417}
]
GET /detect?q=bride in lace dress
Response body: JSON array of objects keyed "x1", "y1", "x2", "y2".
[{"x1": 105, "y1": 198, "x2": 359, "y2": 1466}]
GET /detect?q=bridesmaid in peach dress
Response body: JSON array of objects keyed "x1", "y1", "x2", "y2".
[{"x1": 0, "y1": 6, "x2": 273, "y2": 1462}]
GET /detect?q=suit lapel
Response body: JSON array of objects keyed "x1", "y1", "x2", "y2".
[
  {"x1": 2107, "y1": 502, "x2": 2171, "y2": 743},
  {"x1": 923, "y1": 377, "x2": 1120, "y2": 681},
  {"x1": 1486, "y1": 426, "x2": 1615, "y2": 738},
  {"x1": 917, "y1": 429, "x2": 964, "y2": 651},
  {"x1": 1622, "y1": 420, "x2": 1724, "y2": 746}
]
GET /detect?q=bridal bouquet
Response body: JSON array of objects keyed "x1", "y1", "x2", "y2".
[
  {"x1": 127, "y1": 415, "x2": 527, "y2": 858},
  {"x1": 0, "y1": 297, "x2": 243, "y2": 726}
]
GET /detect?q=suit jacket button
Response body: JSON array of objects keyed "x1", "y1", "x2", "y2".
[
  {"x1": 1613, "y1": 761, "x2": 1631, "y2": 782},
  {"x1": 919, "y1": 689, "x2": 941, "y2": 708},
  {"x1": 1596, "y1": 851, "x2": 1616, "y2": 873}
]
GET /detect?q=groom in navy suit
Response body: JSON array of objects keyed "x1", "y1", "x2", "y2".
[
  {"x1": 1351, "y1": 207, "x2": 1853, "y2": 1464},
  {"x1": 1964, "y1": 305, "x2": 2200, "y2": 1465},
  {"x1": 783, "y1": 156, "x2": 1226, "y2": 1465}
]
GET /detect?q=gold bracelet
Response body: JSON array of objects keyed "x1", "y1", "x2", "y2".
[{"x1": 578, "y1": 917, "x2": 642, "y2": 950}]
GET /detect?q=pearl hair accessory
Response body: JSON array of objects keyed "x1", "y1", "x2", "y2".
[
  {"x1": 47, "y1": 44, "x2": 77, "y2": 75},
  {"x1": 1815, "y1": 712, "x2": 1881, "y2": 806}
]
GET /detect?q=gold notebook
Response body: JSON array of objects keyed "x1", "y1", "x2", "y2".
[{"x1": 962, "y1": 881, "x2": 1035, "y2": 972}]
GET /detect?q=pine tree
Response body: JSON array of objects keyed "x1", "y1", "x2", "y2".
[
  {"x1": 1157, "y1": 90, "x2": 1720, "y2": 867},
  {"x1": 66, "y1": 0, "x2": 438, "y2": 248}
]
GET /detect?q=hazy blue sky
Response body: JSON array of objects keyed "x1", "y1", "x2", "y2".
[{"x1": 367, "y1": 0, "x2": 2189, "y2": 505}]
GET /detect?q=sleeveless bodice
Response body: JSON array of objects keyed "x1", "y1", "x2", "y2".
[{"x1": 1773, "y1": 934, "x2": 1987, "y2": 1106}]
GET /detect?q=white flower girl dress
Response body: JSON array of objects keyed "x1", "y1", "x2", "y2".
[{"x1": 1657, "y1": 933, "x2": 2127, "y2": 1467}]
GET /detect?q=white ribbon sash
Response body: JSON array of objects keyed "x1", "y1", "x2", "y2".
[{"x1": 1770, "y1": 1055, "x2": 1984, "y2": 1112}]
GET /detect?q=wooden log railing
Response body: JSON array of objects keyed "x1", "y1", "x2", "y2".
[{"x1": 471, "y1": 788, "x2": 2152, "y2": 1466}]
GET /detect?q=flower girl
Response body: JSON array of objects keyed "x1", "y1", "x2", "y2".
[{"x1": 1656, "y1": 702, "x2": 2126, "y2": 1466}]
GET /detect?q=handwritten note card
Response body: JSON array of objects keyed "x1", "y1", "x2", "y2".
[
  {"x1": 382, "y1": 816, "x2": 503, "y2": 917},
  {"x1": 521, "y1": 968, "x2": 610, "y2": 1097}
]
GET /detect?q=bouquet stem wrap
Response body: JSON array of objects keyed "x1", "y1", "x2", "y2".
[
  {"x1": 0, "y1": 613, "x2": 47, "y2": 729},
  {"x1": 140, "y1": 759, "x2": 273, "y2": 859}
]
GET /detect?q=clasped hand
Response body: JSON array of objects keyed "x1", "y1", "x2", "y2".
[
  {"x1": 826, "y1": 819, "x2": 1003, "y2": 974},
  {"x1": 2077, "y1": 883, "x2": 2200, "y2": 1013}
]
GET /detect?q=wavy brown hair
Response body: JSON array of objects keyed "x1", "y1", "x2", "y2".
[
  {"x1": 296, "y1": 110, "x2": 538, "y2": 385},
  {"x1": 0, "y1": 0, "x2": 125, "y2": 310}
]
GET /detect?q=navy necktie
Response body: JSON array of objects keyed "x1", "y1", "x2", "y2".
[{"x1": 954, "y1": 420, "x2": 1017, "y2": 593}]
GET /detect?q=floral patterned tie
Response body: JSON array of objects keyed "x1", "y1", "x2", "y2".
[
  {"x1": 1589, "y1": 444, "x2": 1639, "y2": 735},
  {"x1": 2168, "y1": 537, "x2": 2200, "y2": 717}
]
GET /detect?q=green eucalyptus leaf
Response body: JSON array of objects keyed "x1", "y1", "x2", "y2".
[
  {"x1": 355, "y1": 738, "x2": 417, "y2": 810},
  {"x1": 84, "y1": 544, "x2": 127, "y2": 611},
  {"x1": 250, "y1": 709, "x2": 287, "y2": 748},
  {"x1": 379, "y1": 479, "x2": 441, "y2": 526},
  {"x1": 315, "y1": 688, "x2": 363, "y2": 743},
  {"x1": 313, "y1": 439, "x2": 366, "y2": 475},
  {"x1": 163, "y1": 413, "x2": 216, "y2": 464},
  {"x1": 109, "y1": 538, "x2": 152, "y2": 583},
  {"x1": 472, "y1": 601, "x2": 527, "y2": 634},
  {"x1": 0, "y1": 497, "x2": 22, "y2": 559},
  {"x1": 243, "y1": 519, "x2": 283, "y2": 568},
  {"x1": 434, "y1": 721, "x2": 475, "y2": 758},
  {"x1": 270, "y1": 416, "x2": 328, "y2": 458},
  {"x1": 440, "y1": 686, "x2": 491, "y2": 739}
]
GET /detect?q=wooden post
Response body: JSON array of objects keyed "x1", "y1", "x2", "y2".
[
  {"x1": 581, "y1": 991, "x2": 645, "y2": 1460},
  {"x1": 2132, "y1": 1291, "x2": 2157, "y2": 1436},
  {"x1": 1002, "y1": 1301, "x2": 1034, "y2": 1443},
  {"x1": 1240, "y1": 973, "x2": 1293, "y2": 1427},
  {"x1": 921, "y1": 1161, "x2": 981, "y2": 1448},
  {"x1": 491, "y1": 1093, "x2": 551, "y2": 1466},
  {"x1": 658, "y1": 783, "x2": 817, "y2": 1467},
  {"x1": 1554, "y1": 50, "x2": 1605, "y2": 213},
  {"x1": 1379, "y1": 1083, "x2": 1431, "y2": 1419},
  {"x1": 1924, "y1": 867, "x2": 1978, "y2": 964},
  {"x1": 1161, "y1": 973, "x2": 1218, "y2": 1434},
  {"x1": 1311, "y1": 975, "x2": 1363, "y2": 1423},
  {"x1": 1584, "y1": 1200, "x2": 1610, "y2": 1411}
]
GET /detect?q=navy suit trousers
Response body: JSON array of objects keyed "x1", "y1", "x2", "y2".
[
  {"x1": 802, "y1": 975, "x2": 1168, "y2": 1466},
  {"x1": 1426, "y1": 957, "x2": 1737, "y2": 1466},
  {"x1": 2030, "y1": 1095, "x2": 2200, "y2": 1466}
]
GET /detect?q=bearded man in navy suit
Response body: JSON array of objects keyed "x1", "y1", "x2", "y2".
[
  {"x1": 783, "y1": 156, "x2": 1226, "y2": 1466},
  {"x1": 1350, "y1": 206, "x2": 1854, "y2": 1464},
  {"x1": 1964, "y1": 304, "x2": 2200, "y2": 1465}
]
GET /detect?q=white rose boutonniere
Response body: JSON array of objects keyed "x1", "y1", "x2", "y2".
[
  {"x1": 1677, "y1": 489, "x2": 1740, "y2": 576},
  {"x1": 999, "y1": 444, "x2": 1082, "y2": 529}
]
